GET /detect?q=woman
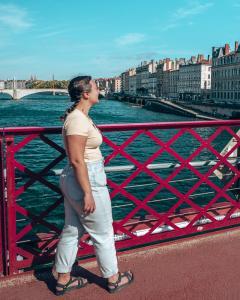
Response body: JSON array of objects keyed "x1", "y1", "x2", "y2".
[{"x1": 52, "y1": 76, "x2": 134, "y2": 296}]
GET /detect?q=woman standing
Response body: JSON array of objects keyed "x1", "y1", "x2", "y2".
[{"x1": 52, "y1": 76, "x2": 134, "y2": 296}]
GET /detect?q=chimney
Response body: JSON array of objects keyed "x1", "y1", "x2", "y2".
[
  {"x1": 197, "y1": 54, "x2": 204, "y2": 63},
  {"x1": 225, "y1": 43, "x2": 230, "y2": 55},
  {"x1": 235, "y1": 41, "x2": 239, "y2": 52},
  {"x1": 165, "y1": 58, "x2": 171, "y2": 70},
  {"x1": 212, "y1": 47, "x2": 217, "y2": 57},
  {"x1": 190, "y1": 56, "x2": 196, "y2": 63}
]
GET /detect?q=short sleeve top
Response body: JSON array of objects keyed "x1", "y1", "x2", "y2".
[{"x1": 62, "y1": 109, "x2": 103, "y2": 162}]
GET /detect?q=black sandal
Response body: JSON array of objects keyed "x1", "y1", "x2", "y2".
[
  {"x1": 107, "y1": 270, "x2": 134, "y2": 294},
  {"x1": 55, "y1": 276, "x2": 88, "y2": 296}
]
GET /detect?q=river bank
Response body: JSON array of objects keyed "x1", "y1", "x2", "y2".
[
  {"x1": 109, "y1": 94, "x2": 219, "y2": 120},
  {"x1": 172, "y1": 100, "x2": 240, "y2": 119}
]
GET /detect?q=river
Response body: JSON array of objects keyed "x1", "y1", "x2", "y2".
[{"x1": 0, "y1": 94, "x2": 234, "y2": 236}]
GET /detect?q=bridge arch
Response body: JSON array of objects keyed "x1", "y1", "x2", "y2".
[
  {"x1": 0, "y1": 89, "x2": 69, "y2": 100},
  {"x1": 0, "y1": 90, "x2": 14, "y2": 99},
  {"x1": 17, "y1": 89, "x2": 69, "y2": 100}
]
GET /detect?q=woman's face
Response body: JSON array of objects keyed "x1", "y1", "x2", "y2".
[{"x1": 88, "y1": 80, "x2": 100, "y2": 104}]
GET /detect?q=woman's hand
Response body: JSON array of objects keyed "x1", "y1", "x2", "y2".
[{"x1": 83, "y1": 192, "x2": 96, "y2": 214}]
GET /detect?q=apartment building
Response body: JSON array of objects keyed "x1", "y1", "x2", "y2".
[
  {"x1": 212, "y1": 41, "x2": 240, "y2": 103},
  {"x1": 178, "y1": 55, "x2": 211, "y2": 101}
]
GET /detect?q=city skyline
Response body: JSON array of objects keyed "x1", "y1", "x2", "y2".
[{"x1": 0, "y1": 0, "x2": 240, "y2": 80}]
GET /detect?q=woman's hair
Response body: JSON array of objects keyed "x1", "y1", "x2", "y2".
[{"x1": 61, "y1": 75, "x2": 92, "y2": 121}]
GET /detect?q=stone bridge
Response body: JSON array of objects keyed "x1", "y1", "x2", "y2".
[
  {"x1": 0, "y1": 89, "x2": 68, "y2": 100},
  {"x1": 0, "y1": 88, "x2": 106, "y2": 100}
]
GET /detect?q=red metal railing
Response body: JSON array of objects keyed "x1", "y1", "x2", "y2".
[
  {"x1": 0, "y1": 130, "x2": 7, "y2": 276},
  {"x1": 0, "y1": 120, "x2": 240, "y2": 276}
]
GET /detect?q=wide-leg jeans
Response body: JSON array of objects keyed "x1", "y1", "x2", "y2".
[{"x1": 54, "y1": 158, "x2": 118, "y2": 278}]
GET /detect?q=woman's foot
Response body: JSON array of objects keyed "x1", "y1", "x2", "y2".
[
  {"x1": 55, "y1": 274, "x2": 88, "y2": 296},
  {"x1": 107, "y1": 270, "x2": 134, "y2": 293}
]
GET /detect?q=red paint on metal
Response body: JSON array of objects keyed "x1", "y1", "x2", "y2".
[
  {"x1": 0, "y1": 120, "x2": 240, "y2": 276},
  {"x1": 0, "y1": 129, "x2": 8, "y2": 276}
]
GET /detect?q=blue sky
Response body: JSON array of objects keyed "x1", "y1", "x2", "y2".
[{"x1": 0, "y1": 0, "x2": 239, "y2": 80}]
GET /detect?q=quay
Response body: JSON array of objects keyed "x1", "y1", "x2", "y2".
[
  {"x1": 172, "y1": 100, "x2": 240, "y2": 120},
  {"x1": 109, "y1": 93, "x2": 240, "y2": 120}
]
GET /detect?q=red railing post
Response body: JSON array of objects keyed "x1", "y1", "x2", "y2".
[
  {"x1": 0, "y1": 130, "x2": 8, "y2": 276},
  {"x1": 236, "y1": 146, "x2": 240, "y2": 201},
  {"x1": 5, "y1": 135, "x2": 17, "y2": 275}
]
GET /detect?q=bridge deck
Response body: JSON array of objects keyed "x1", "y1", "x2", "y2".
[{"x1": 1, "y1": 227, "x2": 240, "y2": 299}]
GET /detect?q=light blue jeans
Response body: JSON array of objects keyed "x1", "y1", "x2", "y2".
[{"x1": 54, "y1": 157, "x2": 119, "y2": 278}]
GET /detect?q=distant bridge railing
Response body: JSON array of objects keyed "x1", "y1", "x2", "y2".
[{"x1": 0, "y1": 120, "x2": 240, "y2": 276}]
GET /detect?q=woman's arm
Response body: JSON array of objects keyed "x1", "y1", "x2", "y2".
[{"x1": 65, "y1": 135, "x2": 96, "y2": 214}]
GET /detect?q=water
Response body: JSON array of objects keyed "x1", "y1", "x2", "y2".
[
  {"x1": 0, "y1": 94, "x2": 237, "y2": 240},
  {"x1": 0, "y1": 93, "x2": 194, "y2": 127}
]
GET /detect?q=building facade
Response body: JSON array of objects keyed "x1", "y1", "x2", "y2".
[
  {"x1": 121, "y1": 71, "x2": 129, "y2": 94},
  {"x1": 128, "y1": 68, "x2": 136, "y2": 95},
  {"x1": 212, "y1": 41, "x2": 240, "y2": 104},
  {"x1": 147, "y1": 72, "x2": 157, "y2": 96},
  {"x1": 156, "y1": 58, "x2": 174, "y2": 97},
  {"x1": 178, "y1": 55, "x2": 211, "y2": 101},
  {"x1": 114, "y1": 77, "x2": 121, "y2": 93},
  {"x1": 156, "y1": 58, "x2": 184, "y2": 99},
  {"x1": 0, "y1": 80, "x2": 4, "y2": 89},
  {"x1": 4, "y1": 80, "x2": 28, "y2": 89},
  {"x1": 136, "y1": 60, "x2": 157, "y2": 95},
  {"x1": 168, "y1": 69, "x2": 179, "y2": 100}
]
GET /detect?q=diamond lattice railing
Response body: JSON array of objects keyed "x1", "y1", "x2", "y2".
[
  {"x1": 1, "y1": 120, "x2": 240, "y2": 276},
  {"x1": 5, "y1": 131, "x2": 65, "y2": 275},
  {"x1": 0, "y1": 130, "x2": 7, "y2": 276}
]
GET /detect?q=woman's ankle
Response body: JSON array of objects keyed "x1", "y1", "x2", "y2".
[
  {"x1": 58, "y1": 272, "x2": 70, "y2": 281},
  {"x1": 108, "y1": 272, "x2": 119, "y2": 282}
]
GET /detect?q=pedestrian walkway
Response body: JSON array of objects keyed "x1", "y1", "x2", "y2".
[{"x1": 1, "y1": 227, "x2": 240, "y2": 299}]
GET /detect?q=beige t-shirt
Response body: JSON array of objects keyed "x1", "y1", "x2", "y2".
[{"x1": 62, "y1": 109, "x2": 103, "y2": 162}]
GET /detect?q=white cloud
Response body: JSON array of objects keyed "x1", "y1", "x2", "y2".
[
  {"x1": 162, "y1": 23, "x2": 178, "y2": 32},
  {"x1": 38, "y1": 30, "x2": 68, "y2": 38},
  {"x1": 115, "y1": 33, "x2": 145, "y2": 46},
  {"x1": 162, "y1": 1, "x2": 213, "y2": 31},
  {"x1": 0, "y1": 4, "x2": 32, "y2": 30},
  {"x1": 173, "y1": 1, "x2": 213, "y2": 20}
]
